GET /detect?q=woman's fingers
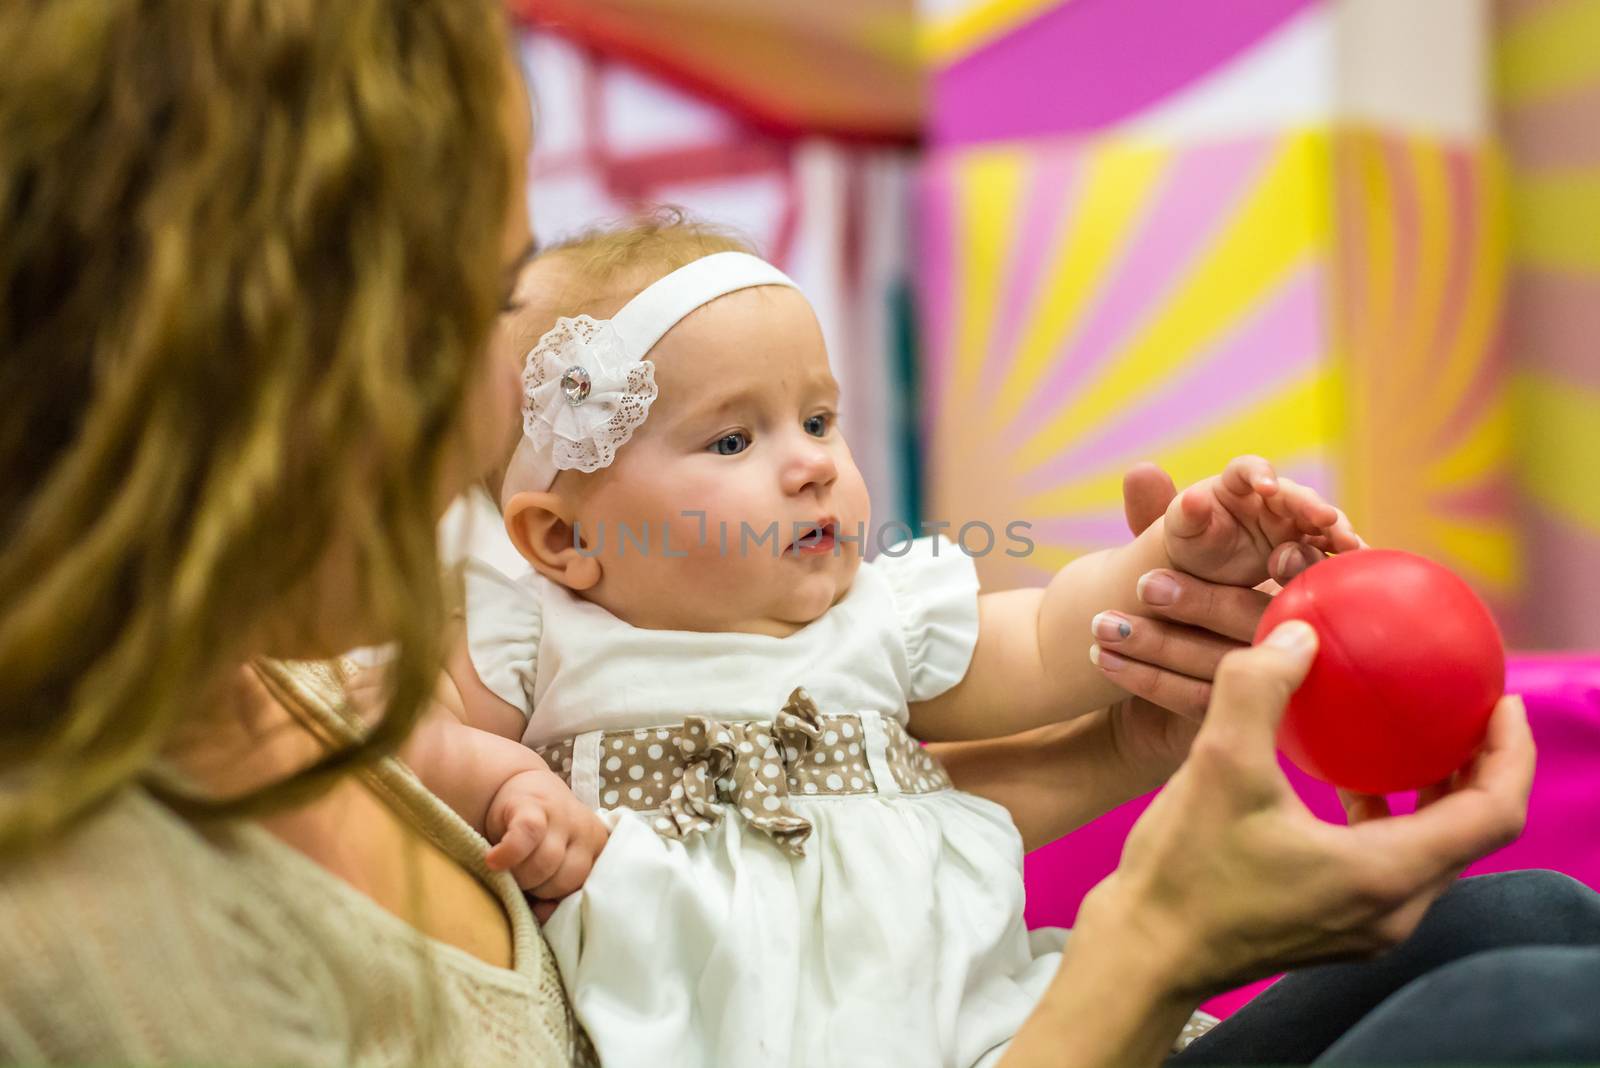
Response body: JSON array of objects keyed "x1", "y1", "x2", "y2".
[
  {"x1": 1198, "y1": 622, "x2": 1319, "y2": 767},
  {"x1": 1122, "y1": 462, "x2": 1178, "y2": 537},
  {"x1": 1355, "y1": 696, "x2": 1534, "y2": 883},
  {"x1": 1416, "y1": 775, "x2": 1456, "y2": 810},
  {"x1": 1090, "y1": 645, "x2": 1214, "y2": 721},
  {"x1": 1337, "y1": 789, "x2": 1393, "y2": 824},
  {"x1": 1135, "y1": 569, "x2": 1275, "y2": 643},
  {"x1": 1091, "y1": 612, "x2": 1237, "y2": 683},
  {"x1": 1269, "y1": 541, "x2": 1324, "y2": 585},
  {"x1": 1093, "y1": 637, "x2": 1522, "y2": 997}
]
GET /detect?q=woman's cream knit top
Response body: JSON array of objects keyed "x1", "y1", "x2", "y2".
[{"x1": 0, "y1": 660, "x2": 579, "y2": 1066}]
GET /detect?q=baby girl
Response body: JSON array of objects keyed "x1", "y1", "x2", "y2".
[{"x1": 410, "y1": 219, "x2": 1359, "y2": 1067}]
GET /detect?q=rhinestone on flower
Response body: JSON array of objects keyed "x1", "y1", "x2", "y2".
[
  {"x1": 560, "y1": 365, "x2": 592, "y2": 404},
  {"x1": 520, "y1": 313, "x2": 658, "y2": 473}
]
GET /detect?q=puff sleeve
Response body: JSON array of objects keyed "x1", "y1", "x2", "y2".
[
  {"x1": 876, "y1": 536, "x2": 981, "y2": 702},
  {"x1": 461, "y1": 557, "x2": 544, "y2": 720}
]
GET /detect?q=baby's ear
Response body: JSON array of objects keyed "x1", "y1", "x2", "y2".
[{"x1": 503, "y1": 491, "x2": 602, "y2": 591}]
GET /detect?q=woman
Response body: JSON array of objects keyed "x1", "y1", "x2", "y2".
[
  {"x1": 0, "y1": 3, "x2": 575, "y2": 1063},
  {"x1": 1, "y1": 3, "x2": 1595, "y2": 1066}
]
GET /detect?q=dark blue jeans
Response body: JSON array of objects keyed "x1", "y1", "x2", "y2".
[{"x1": 1170, "y1": 871, "x2": 1600, "y2": 1065}]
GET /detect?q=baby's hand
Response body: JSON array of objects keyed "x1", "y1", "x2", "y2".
[
  {"x1": 485, "y1": 768, "x2": 609, "y2": 905},
  {"x1": 1164, "y1": 455, "x2": 1363, "y2": 586}
]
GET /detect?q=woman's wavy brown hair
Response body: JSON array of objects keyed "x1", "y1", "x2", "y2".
[{"x1": 0, "y1": 0, "x2": 517, "y2": 849}]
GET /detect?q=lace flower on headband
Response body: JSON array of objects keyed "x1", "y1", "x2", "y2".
[
  {"x1": 521, "y1": 315, "x2": 658, "y2": 474},
  {"x1": 500, "y1": 251, "x2": 799, "y2": 502}
]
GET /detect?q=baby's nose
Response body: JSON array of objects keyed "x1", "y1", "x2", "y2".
[{"x1": 782, "y1": 444, "x2": 838, "y2": 496}]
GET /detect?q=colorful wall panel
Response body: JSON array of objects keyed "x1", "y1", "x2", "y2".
[
  {"x1": 920, "y1": 133, "x2": 1333, "y2": 592},
  {"x1": 1498, "y1": 0, "x2": 1600, "y2": 649},
  {"x1": 927, "y1": 0, "x2": 1321, "y2": 144},
  {"x1": 919, "y1": 128, "x2": 1516, "y2": 615},
  {"x1": 1331, "y1": 131, "x2": 1520, "y2": 621},
  {"x1": 917, "y1": 0, "x2": 1538, "y2": 639}
]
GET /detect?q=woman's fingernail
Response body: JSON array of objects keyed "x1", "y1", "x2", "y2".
[
  {"x1": 1092, "y1": 612, "x2": 1133, "y2": 642},
  {"x1": 1137, "y1": 571, "x2": 1179, "y2": 606},
  {"x1": 1273, "y1": 544, "x2": 1311, "y2": 581},
  {"x1": 1089, "y1": 644, "x2": 1127, "y2": 671},
  {"x1": 1264, "y1": 620, "x2": 1317, "y2": 653}
]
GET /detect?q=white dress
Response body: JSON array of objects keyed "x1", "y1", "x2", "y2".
[{"x1": 464, "y1": 538, "x2": 1066, "y2": 1067}]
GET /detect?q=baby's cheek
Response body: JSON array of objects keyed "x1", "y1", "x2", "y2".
[{"x1": 677, "y1": 481, "x2": 763, "y2": 538}]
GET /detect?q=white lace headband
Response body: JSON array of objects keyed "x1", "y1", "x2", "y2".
[{"x1": 500, "y1": 250, "x2": 799, "y2": 505}]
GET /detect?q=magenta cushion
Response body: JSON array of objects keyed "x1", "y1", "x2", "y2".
[{"x1": 1021, "y1": 655, "x2": 1600, "y2": 1015}]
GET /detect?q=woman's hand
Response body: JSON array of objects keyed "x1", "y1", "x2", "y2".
[
  {"x1": 938, "y1": 463, "x2": 1332, "y2": 847},
  {"x1": 1099, "y1": 462, "x2": 1329, "y2": 714},
  {"x1": 1091, "y1": 463, "x2": 1329, "y2": 780},
  {"x1": 1004, "y1": 628, "x2": 1535, "y2": 1068},
  {"x1": 1088, "y1": 625, "x2": 1533, "y2": 998}
]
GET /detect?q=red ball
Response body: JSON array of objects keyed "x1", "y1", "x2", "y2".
[{"x1": 1253, "y1": 549, "x2": 1505, "y2": 795}]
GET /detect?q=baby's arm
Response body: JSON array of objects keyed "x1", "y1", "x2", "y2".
[
  {"x1": 401, "y1": 709, "x2": 607, "y2": 899},
  {"x1": 911, "y1": 457, "x2": 1357, "y2": 741},
  {"x1": 909, "y1": 524, "x2": 1170, "y2": 741},
  {"x1": 382, "y1": 629, "x2": 604, "y2": 899}
]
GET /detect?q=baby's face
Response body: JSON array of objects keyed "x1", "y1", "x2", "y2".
[{"x1": 567, "y1": 285, "x2": 871, "y2": 636}]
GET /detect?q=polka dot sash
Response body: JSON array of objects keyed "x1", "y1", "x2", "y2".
[{"x1": 534, "y1": 687, "x2": 953, "y2": 857}]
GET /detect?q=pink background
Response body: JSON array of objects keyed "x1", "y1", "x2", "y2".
[
  {"x1": 1021, "y1": 655, "x2": 1600, "y2": 1016},
  {"x1": 931, "y1": 0, "x2": 1318, "y2": 145}
]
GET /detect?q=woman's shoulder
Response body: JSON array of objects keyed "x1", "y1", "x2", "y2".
[
  {"x1": 0, "y1": 788, "x2": 349, "y2": 1063},
  {"x1": 0, "y1": 787, "x2": 253, "y2": 929},
  {"x1": 0, "y1": 784, "x2": 576, "y2": 1066}
]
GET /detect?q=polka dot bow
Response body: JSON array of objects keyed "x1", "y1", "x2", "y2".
[{"x1": 654, "y1": 688, "x2": 825, "y2": 856}]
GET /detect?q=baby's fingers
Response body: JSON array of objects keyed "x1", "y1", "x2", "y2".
[
  {"x1": 1220, "y1": 455, "x2": 1279, "y2": 498},
  {"x1": 1167, "y1": 483, "x2": 1219, "y2": 540},
  {"x1": 486, "y1": 806, "x2": 547, "y2": 872},
  {"x1": 1320, "y1": 507, "x2": 1365, "y2": 553},
  {"x1": 512, "y1": 829, "x2": 569, "y2": 890},
  {"x1": 533, "y1": 845, "x2": 599, "y2": 901},
  {"x1": 487, "y1": 828, "x2": 539, "y2": 871},
  {"x1": 1265, "y1": 477, "x2": 1340, "y2": 532},
  {"x1": 1285, "y1": 500, "x2": 1363, "y2": 553}
]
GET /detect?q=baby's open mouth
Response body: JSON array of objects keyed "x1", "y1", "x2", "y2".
[{"x1": 788, "y1": 520, "x2": 838, "y2": 556}]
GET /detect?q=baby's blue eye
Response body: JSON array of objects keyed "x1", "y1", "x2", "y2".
[
  {"x1": 711, "y1": 432, "x2": 749, "y2": 456},
  {"x1": 804, "y1": 414, "x2": 831, "y2": 437}
]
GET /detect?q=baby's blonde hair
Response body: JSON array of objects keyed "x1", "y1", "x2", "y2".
[
  {"x1": 533, "y1": 208, "x2": 758, "y2": 324},
  {"x1": 490, "y1": 210, "x2": 758, "y2": 497}
]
